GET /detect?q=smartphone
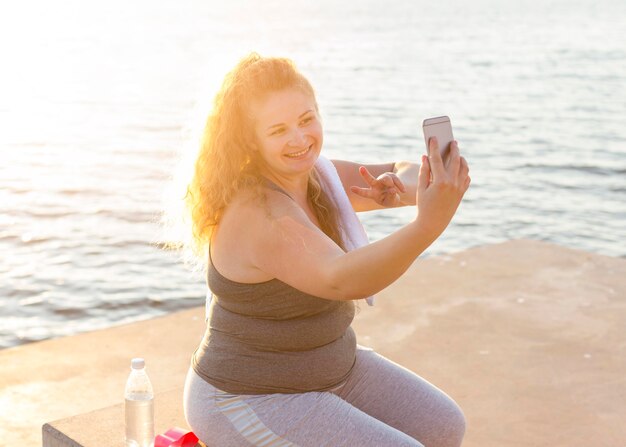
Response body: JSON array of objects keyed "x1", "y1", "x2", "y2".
[{"x1": 422, "y1": 116, "x2": 454, "y2": 160}]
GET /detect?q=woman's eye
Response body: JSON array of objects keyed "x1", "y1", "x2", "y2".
[
  {"x1": 300, "y1": 116, "x2": 313, "y2": 126},
  {"x1": 270, "y1": 128, "x2": 285, "y2": 136}
]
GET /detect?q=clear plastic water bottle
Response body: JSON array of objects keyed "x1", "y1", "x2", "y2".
[{"x1": 124, "y1": 358, "x2": 155, "y2": 447}]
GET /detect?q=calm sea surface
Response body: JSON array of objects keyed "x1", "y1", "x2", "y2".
[{"x1": 1, "y1": 0, "x2": 625, "y2": 349}]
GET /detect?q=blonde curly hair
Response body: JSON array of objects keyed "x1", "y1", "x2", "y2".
[{"x1": 184, "y1": 53, "x2": 345, "y2": 261}]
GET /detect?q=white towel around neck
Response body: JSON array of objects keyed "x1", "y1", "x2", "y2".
[{"x1": 315, "y1": 155, "x2": 375, "y2": 306}]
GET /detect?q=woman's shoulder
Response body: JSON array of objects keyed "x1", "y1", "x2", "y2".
[
  {"x1": 211, "y1": 184, "x2": 306, "y2": 283},
  {"x1": 212, "y1": 186, "x2": 278, "y2": 281},
  {"x1": 218, "y1": 184, "x2": 304, "y2": 245}
]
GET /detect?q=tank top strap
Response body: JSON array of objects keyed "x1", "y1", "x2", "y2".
[{"x1": 263, "y1": 178, "x2": 294, "y2": 201}]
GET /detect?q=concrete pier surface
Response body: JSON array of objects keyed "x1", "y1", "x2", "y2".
[{"x1": 1, "y1": 239, "x2": 625, "y2": 446}]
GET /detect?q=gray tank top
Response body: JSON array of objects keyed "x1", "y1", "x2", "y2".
[{"x1": 191, "y1": 181, "x2": 357, "y2": 394}]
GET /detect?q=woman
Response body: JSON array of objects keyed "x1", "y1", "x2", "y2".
[{"x1": 183, "y1": 53, "x2": 470, "y2": 447}]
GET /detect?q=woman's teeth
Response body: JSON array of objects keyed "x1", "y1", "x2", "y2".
[{"x1": 285, "y1": 146, "x2": 311, "y2": 158}]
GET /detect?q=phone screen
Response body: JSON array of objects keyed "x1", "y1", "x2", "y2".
[{"x1": 422, "y1": 116, "x2": 454, "y2": 160}]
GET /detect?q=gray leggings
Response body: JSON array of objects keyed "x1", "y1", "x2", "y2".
[{"x1": 183, "y1": 345, "x2": 465, "y2": 447}]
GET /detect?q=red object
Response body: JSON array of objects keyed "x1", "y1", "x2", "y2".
[{"x1": 154, "y1": 427, "x2": 200, "y2": 447}]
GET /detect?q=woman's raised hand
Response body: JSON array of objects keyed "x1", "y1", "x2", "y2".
[
  {"x1": 415, "y1": 137, "x2": 470, "y2": 237},
  {"x1": 350, "y1": 166, "x2": 407, "y2": 208}
]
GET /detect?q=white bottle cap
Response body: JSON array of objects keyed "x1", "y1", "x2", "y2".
[{"x1": 131, "y1": 358, "x2": 145, "y2": 370}]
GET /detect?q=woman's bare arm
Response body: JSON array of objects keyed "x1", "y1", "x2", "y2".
[
  {"x1": 249, "y1": 190, "x2": 436, "y2": 301},
  {"x1": 247, "y1": 140, "x2": 469, "y2": 301}
]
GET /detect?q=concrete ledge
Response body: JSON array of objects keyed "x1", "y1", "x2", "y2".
[
  {"x1": 42, "y1": 423, "x2": 82, "y2": 447},
  {"x1": 42, "y1": 388, "x2": 190, "y2": 447},
  {"x1": 2, "y1": 240, "x2": 625, "y2": 447}
]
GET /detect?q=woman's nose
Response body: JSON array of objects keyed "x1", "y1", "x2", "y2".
[{"x1": 289, "y1": 128, "x2": 307, "y2": 147}]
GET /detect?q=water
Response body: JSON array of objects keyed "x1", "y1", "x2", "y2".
[
  {"x1": 1, "y1": 0, "x2": 625, "y2": 349},
  {"x1": 125, "y1": 396, "x2": 155, "y2": 447}
]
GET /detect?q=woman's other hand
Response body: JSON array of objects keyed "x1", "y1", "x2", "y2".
[
  {"x1": 350, "y1": 167, "x2": 407, "y2": 208},
  {"x1": 416, "y1": 137, "x2": 470, "y2": 238}
]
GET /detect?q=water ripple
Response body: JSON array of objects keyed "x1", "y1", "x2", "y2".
[{"x1": 518, "y1": 163, "x2": 626, "y2": 176}]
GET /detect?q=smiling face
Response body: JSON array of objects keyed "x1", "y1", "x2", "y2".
[{"x1": 251, "y1": 88, "x2": 323, "y2": 180}]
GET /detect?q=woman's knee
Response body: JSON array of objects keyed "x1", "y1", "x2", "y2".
[
  {"x1": 427, "y1": 399, "x2": 466, "y2": 447},
  {"x1": 404, "y1": 396, "x2": 465, "y2": 447},
  {"x1": 443, "y1": 401, "x2": 466, "y2": 447}
]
